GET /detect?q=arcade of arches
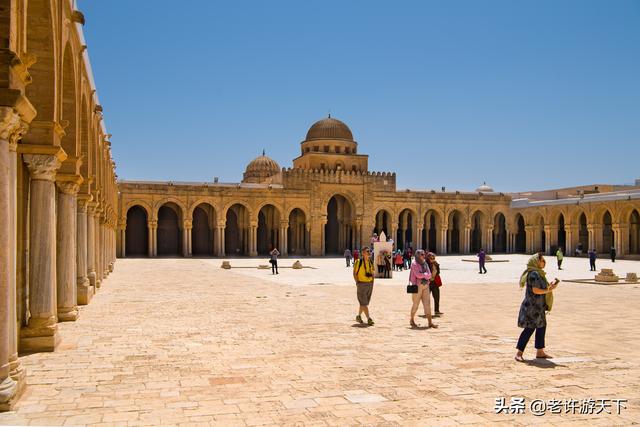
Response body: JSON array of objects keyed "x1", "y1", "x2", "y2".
[{"x1": 1, "y1": 0, "x2": 118, "y2": 410}]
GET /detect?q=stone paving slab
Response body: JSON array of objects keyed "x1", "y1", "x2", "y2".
[{"x1": 0, "y1": 257, "x2": 639, "y2": 426}]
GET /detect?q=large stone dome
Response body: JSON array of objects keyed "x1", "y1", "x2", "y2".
[
  {"x1": 243, "y1": 152, "x2": 281, "y2": 183},
  {"x1": 305, "y1": 116, "x2": 354, "y2": 141}
]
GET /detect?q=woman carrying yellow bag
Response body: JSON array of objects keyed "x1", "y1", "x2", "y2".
[{"x1": 514, "y1": 253, "x2": 559, "y2": 362}]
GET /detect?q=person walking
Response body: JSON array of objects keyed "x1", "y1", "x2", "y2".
[
  {"x1": 610, "y1": 246, "x2": 616, "y2": 263},
  {"x1": 515, "y1": 253, "x2": 559, "y2": 362},
  {"x1": 556, "y1": 247, "x2": 564, "y2": 270},
  {"x1": 589, "y1": 249, "x2": 597, "y2": 271},
  {"x1": 425, "y1": 252, "x2": 443, "y2": 317},
  {"x1": 353, "y1": 246, "x2": 375, "y2": 326},
  {"x1": 409, "y1": 249, "x2": 437, "y2": 328},
  {"x1": 376, "y1": 250, "x2": 386, "y2": 277},
  {"x1": 269, "y1": 247, "x2": 280, "y2": 274},
  {"x1": 477, "y1": 248, "x2": 487, "y2": 274},
  {"x1": 344, "y1": 248, "x2": 352, "y2": 267}
]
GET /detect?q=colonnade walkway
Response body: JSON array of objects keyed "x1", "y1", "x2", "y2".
[{"x1": 0, "y1": 257, "x2": 638, "y2": 425}]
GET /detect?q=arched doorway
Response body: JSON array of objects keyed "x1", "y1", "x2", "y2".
[
  {"x1": 288, "y1": 209, "x2": 307, "y2": 256},
  {"x1": 602, "y1": 211, "x2": 614, "y2": 253},
  {"x1": 557, "y1": 214, "x2": 566, "y2": 252},
  {"x1": 374, "y1": 210, "x2": 390, "y2": 237},
  {"x1": 422, "y1": 210, "x2": 438, "y2": 252},
  {"x1": 578, "y1": 213, "x2": 588, "y2": 253},
  {"x1": 192, "y1": 204, "x2": 215, "y2": 256},
  {"x1": 447, "y1": 210, "x2": 462, "y2": 254},
  {"x1": 630, "y1": 210, "x2": 640, "y2": 255},
  {"x1": 125, "y1": 206, "x2": 148, "y2": 256},
  {"x1": 225, "y1": 204, "x2": 249, "y2": 256},
  {"x1": 257, "y1": 205, "x2": 280, "y2": 255},
  {"x1": 397, "y1": 209, "x2": 415, "y2": 249},
  {"x1": 493, "y1": 213, "x2": 507, "y2": 253},
  {"x1": 325, "y1": 195, "x2": 353, "y2": 254},
  {"x1": 515, "y1": 214, "x2": 526, "y2": 253},
  {"x1": 157, "y1": 203, "x2": 182, "y2": 256},
  {"x1": 470, "y1": 211, "x2": 484, "y2": 253}
]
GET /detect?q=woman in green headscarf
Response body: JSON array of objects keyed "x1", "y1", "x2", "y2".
[{"x1": 515, "y1": 253, "x2": 560, "y2": 362}]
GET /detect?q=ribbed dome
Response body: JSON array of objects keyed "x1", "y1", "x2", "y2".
[
  {"x1": 476, "y1": 182, "x2": 494, "y2": 192},
  {"x1": 243, "y1": 152, "x2": 281, "y2": 183},
  {"x1": 305, "y1": 116, "x2": 354, "y2": 141}
]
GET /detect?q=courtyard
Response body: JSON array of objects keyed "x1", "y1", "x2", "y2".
[{"x1": 0, "y1": 255, "x2": 639, "y2": 426}]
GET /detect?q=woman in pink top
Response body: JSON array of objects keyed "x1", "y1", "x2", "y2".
[{"x1": 409, "y1": 250, "x2": 438, "y2": 328}]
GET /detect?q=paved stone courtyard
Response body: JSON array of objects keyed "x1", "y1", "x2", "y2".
[{"x1": 1, "y1": 255, "x2": 639, "y2": 426}]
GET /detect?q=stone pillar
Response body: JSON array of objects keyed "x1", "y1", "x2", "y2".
[
  {"x1": 416, "y1": 226, "x2": 423, "y2": 251},
  {"x1": 587, "y1": 224, "x2": 595, "y2": 252},
  {"x1": 217, "y1": 221, "x2": 226, "y2": 256},
  {"x1": 20, "y1": 154, "x2": 62, "y2": 352},
  {"x1": 613, "y1": 224, "x2": 627, "y2": 258},
  {"x1": 95, "y1": 213, "x2": 103, "y2": 288},
  {"x1": 565, "y1": 225, "x2": 575, "y2": 255},
  {"x1": 56, "y1": 179, "x2": 80, "y2": 321},
  {"x1": 320, "y1": 220, "x2": 327, "y2": 256},
  {"x1": 543, "y1": 226, "x2": 552, "y2": 255},
  {"x1": 101, "y1": 216, "x2": 109, "y2": 279},
  {"x1": 148, "y1": 219, "x2": 157, "y2": 257},
  {"x1": 182, "y1": 220, "x2": 192, "y2": 257},
  {"x1": 0, "y1": 111, "x2": 27, "y2": 409},
  {"x1": 280, "y1": 221, "x2": 288, "y2": 255},
  {"x1": 86, "y1": 204, "x2": 97, "y2": 287},
  {"x1": 439, "y1": 225, "x2": 448, "y2": 254},
  {"x1": 486, "y1": 226, "x2": 494, "y2": 253},
  {"x1": 463, "y1": 226, "x2": 471, "y2": 254},
  {"x1": 249, "y1": 223, "x2": 258, "y2": 257},
  {"x1": 118, "y1": 222, "x2": 126, "y2": 259}
]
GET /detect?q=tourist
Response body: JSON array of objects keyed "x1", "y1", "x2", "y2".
[
  {"x1": 575, "y1": 242, "x2": 583, "y2": 256},
  {"x1": 344, "y1": 248, "x2": 352, "y2": 267},
  {"x1": 409, "y1": 250, "x2": 437, "y2": 328},
  {"x1": 425, "y1": 252, "x2": 443, "y2": 317},
  {"x1": 353, "y1": 246, "x2": 375, "y2": 326},
  {"x1": 353, "y1": 248, "x2": 359, "y2": 262},
  {"x1": 477, "y1": 248, "x2": 487, "y2": 274},
  {"x1": 556, "y1": 247, "x2": 564, "y2": 270},
  {"x1": 589, "y1": 249, "x2": 597, "y2": 271},
  {"x1": 376, "y1": 250, "x2": 386, "y2": 277},
  {"x1": 610, "y1": 246, "x2": 616, "y2": 263},
  {"x1": 403, "y1": 248, "x2": 411, "y2": 269},
  {"x1": 384, "y1": 251, "x2": 392, "y2": 278},
  {"x1": 394, "y1": 250, "x2": 404, "y2": 271},
  {"x1": 269, "y1": 247, "x2": 280, "y2": 274},
  {"x1": 515, "y1": 253, "x2": 560, "y2": 362},
  {"x1": 371, "y1": 233, "x2": 379, "y2": 246}
]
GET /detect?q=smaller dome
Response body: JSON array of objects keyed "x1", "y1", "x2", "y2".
[
  {"x1": 243, "y1": 151, "x2": 281, "y2": 183},
  {"x1": 476, "y1": 182, "x2": 494, "y2": 192},
  {"x1": 305, "y1": 116, "x2": 354, "y2": 141}
]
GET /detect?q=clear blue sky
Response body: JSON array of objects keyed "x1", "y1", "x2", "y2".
[{"x1": 79, "y1": 0, "x2": 640, "y2": 192}]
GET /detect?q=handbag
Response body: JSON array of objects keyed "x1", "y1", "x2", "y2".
[
  {"x1": 406, "y1": 283, "x2": 418, "y2": 294},
  {"x1": 435, "y1": 275, "x2": 442, "y2": 287}
]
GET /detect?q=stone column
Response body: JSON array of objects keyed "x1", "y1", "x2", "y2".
[
  {"x1": 148, "y1": 220, "x2": 157, "y2": 257},
  {"x1": 118, "y1": 221, "x2": 126, "y2": 258},
  {"x1": 565, "y1": 225, "x2": 575, "y2": 255},
  {"x1": 463, "y1": 226, "x2": 471, "y2": 254},
  {"x1": 320, "y1": 220, "x2": 327, "y2": 256},
  {"x1": 56, "y1": 179, "x2": 80, "y2": 321},
  {"x1": 587, "y1": 224, "x2": 595, "y2": 252},
  {"x1": 439, "y1": 224, "x2": 448, "y2": 254},
  {"x1": 101, "y1": 216, "x2": 109, "y2": 279},
  {"x1": 20, "y1": 154, "x2": 62, "y2": 352},
  {"x1": 416, "y1": 226, "x2": 423, "y2": 251},
  {"x1": 543, "y1": 225, "x2": 552, "y2": 255},
  {"x1": 249, "y1": 223, "x2": 258, "y2": 256},
  {"x1": 182, "y1": 220, "x2": 192, "y2": 257},
  {"x1": 95, "y1": 213, "x2": 103, "y2": 288},
  {"x1": 280, "y1": 221, "x2": 288, "y2": 255},
  {"x1": 0, "y1": 111, "x2": 27, "y2": 409},
  {"x1": 86, "y1": 204, "x2": 96, "y2": 287},
  {"x1": 486, "y1": 226, "x2": 494, "y2": 253},
  {"x1": 76, "y1": 195, "x2": 94, "y2": 305},
  {"x1": 217, "y1": 221, "x2": 226, "y2": 256}
]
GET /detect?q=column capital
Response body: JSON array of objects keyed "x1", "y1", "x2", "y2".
[
  {"x1": 0, "y1": 106, "x2": 29, "y2": 150},
  {"x1": 183, "y1": 219, "x2": 193, "y2": 229},
  {"x1": 216, "y1": 220, "x2": 226, "y2": 228},
  {"x1": 77, "y1": 193, "x2": 93, "y2": 210},
  {"x1": 23, "y1": 153, "x2": 62, "y2": 181},
  {"x1": 279, "y1": 220, "x2": 289, "y2": 228},
  {"x1": 56, "y1": 173, "x2": 83, "y2": 195},
  {"x1": 148, "y1": 219, "x2": 158, "y2": 228}
]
